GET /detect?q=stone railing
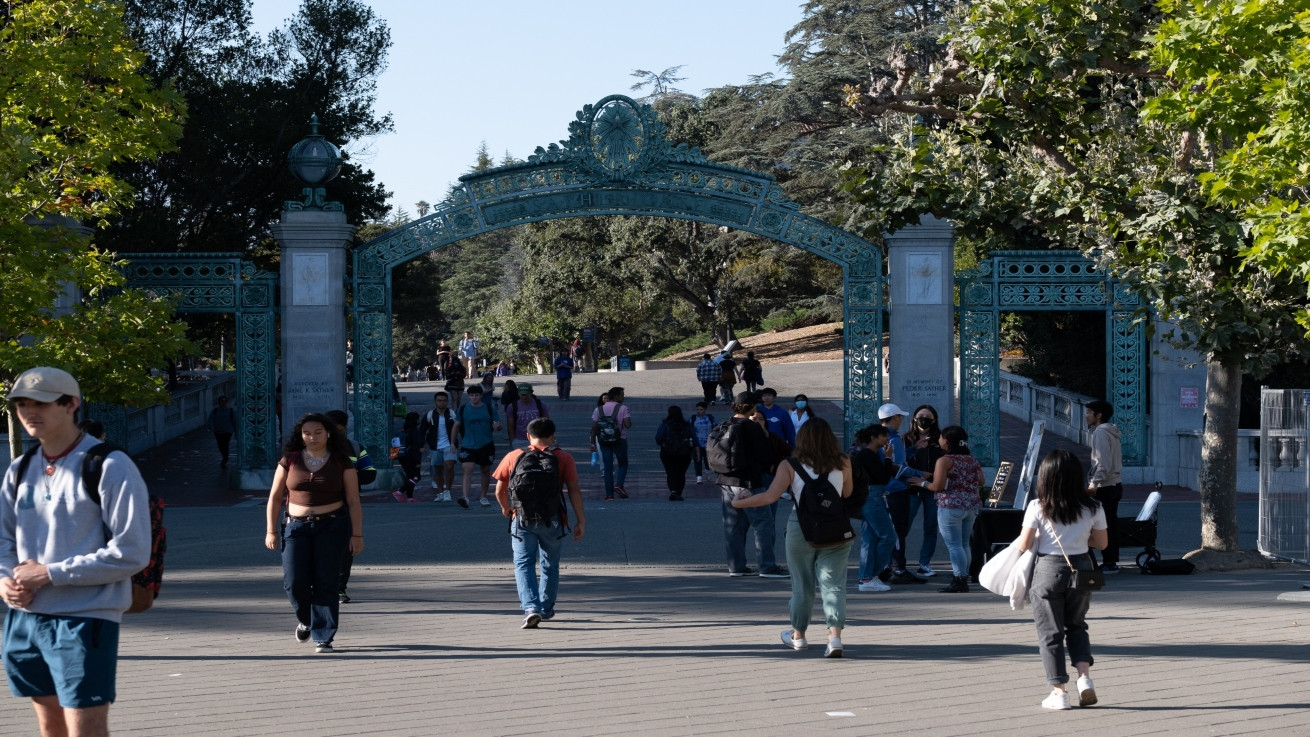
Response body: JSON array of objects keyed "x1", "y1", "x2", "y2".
[
  {"x1": 998, "y1": 371, "x2": 1095, "y2": 445},
  {"x1": 1176, "y1": 429, "x2": 1307, "y2": 494}
]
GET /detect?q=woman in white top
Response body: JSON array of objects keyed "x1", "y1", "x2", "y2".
[
  {"x1": 788, "y1": 393, "x2": 814, "y2": 432},
  {"x1": 1016, "y1": 449, "x2": 1108, "y2": 710},
  {"x1": 733, "y1": 417, "x2": 853, "y2": 658}
]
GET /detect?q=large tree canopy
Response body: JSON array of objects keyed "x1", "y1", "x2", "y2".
[
  {"x1": 843, "y1": 0, "x2": 1310, "y2": 553},
  {"x1": 1, "y1": 0, "x2": 193, "y2": 453}
]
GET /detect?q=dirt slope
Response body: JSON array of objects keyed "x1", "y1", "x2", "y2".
[{"x1": 663, "y1": 322, "x2": 845, "y2": 364}]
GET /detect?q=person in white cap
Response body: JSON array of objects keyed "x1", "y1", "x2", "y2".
[
  {"x1": 874, "y1": 403, "x2": 927, "y2": 584},
  {"x1": 1, "y1": 367, "x2": 150, "y2": 737}
]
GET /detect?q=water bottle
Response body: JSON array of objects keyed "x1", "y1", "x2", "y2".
[{"x1": 590, "y1": 451, "x2": 599, "y2": 467}]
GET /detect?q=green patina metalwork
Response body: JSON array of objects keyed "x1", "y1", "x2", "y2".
[
  {"x1": 351, "y1": 95, "x2": 888, "y2": 461},
  {"x1": 956, "y1": 250, "x2": 1147, "y2": 467},
  {"x1": 113, "y1": 253, "x2": 280, "y2": 469}
]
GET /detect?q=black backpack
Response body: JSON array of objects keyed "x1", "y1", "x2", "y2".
[
  {"x1": 705, "y1": 419, "x2": 747, "y2": 475},
  {"x1": 660, "y1": 420, "x2": 692, "y2": 454},
  {"x1": 507, "y1": 448, "x2": 564, "y2": 526},
  {"x1": 13, "y1": 443, "x2": 166, "y2": 612},
  {"x1": 787, "y1": 458, "x2": 854, "y2": 548},
  {"x1": 595, "y1": 404, "x2": 622, "y2": 446}
]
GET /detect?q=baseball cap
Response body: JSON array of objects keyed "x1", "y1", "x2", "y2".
[
  {"x1": 8, "y1": 367, "x2": 80, "y2": 403},
  {"x1": 519, "y1": 382, "x2": 534, "y2": 395},
  {"x1": 877, "y1": 403, "x2": 909, "y2": 420}
]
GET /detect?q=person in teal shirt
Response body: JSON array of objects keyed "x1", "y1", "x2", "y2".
[{"x1": 454, "y1": 384, "x2": 502, "y2": 508}]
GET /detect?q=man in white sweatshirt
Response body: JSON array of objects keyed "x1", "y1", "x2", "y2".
[
  {"x1": 1, "y1": 367, "x2": 151, "y2": 737},
  {"x1": 1086, "y1": 399, "x2": 1123, "y2": 573}
]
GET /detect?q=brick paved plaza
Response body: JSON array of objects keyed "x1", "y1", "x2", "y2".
[{"x1": 2, "y1": 362, "x2": 1306, "y2": 736}]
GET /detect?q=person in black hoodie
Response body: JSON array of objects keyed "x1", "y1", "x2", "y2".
[
  {"x1": 902, "y1": 405, "x2": 944, "y2": 577},
  {"x1": 716, "y1": 392, "x2": 787, "y2": 578}
]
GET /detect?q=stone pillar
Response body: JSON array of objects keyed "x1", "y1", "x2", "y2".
[
  {"x1": 273, "y1": 210, "x2": 354, "y2": 435},
  {"x1": 885, "y1": 215, "x2": 956, "y2": 425},
  {"x1": 1145, "y1": 316, "x2": 1208, "y2": 488}
]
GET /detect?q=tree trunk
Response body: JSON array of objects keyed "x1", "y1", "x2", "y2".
[
  {"x1": 1198, "y1": 357, "x2": 1241, "y2": 551},
  {"x1": 8, "y1": 411, "x2": 21, "y2": 460}
]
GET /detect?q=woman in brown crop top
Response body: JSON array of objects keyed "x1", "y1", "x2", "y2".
[{"x1": 264, "y1": 412, "x2": 363, "y2": 653}]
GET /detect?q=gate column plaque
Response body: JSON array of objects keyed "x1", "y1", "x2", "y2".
[{"x1": 886, "y1": 215, "x2": 956, "y2": 425}]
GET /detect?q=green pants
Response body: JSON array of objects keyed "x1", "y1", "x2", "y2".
[{"x1": 785, "y1": 513, "x2": 853, "y2": 632}]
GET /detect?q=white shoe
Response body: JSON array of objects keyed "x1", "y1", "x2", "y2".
[
  {"x1": 1042, "y1": 689, "x2": 1071, "y2": 710},
  {"x1": 824, "y1": 637, "x2": 843, "y2": 658},
  {"x1": 479, "y1": 498, "x2": 491, "y2": 507},
  {"x1": 858, "y1": 578, "x2": 891, "y2": 592},
  {"x1": 1076, "y1": 675, "x2": 1097, "y2": 707},
  {"x1": 696, "y1": 475, "x2": 703, "y2": 484},
  {"x1": 430, "y1": 481, "x2": 439, "y2": 489},
  {"x1": 780, "y1": 629, "x2": 808, "y2": 650},
  {"x1": 915, "y1": 565, "x2": 937, "y2": 578}
]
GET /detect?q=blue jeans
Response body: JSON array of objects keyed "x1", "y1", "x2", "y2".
[
  {"x1": 599, "y1": 438, "x2": 628, "y2": 495},
  {"x1": 282, "y1": 511, "x2": 350, "y2": 644},
  {"x1": 511, "y1": 518, "x2": 566, "y2": 616},
  {"x1": 907, "y1": 489, "x2": 939, "y2": 568},
  {"x1": 858, "y1": 486, "x2": 896, "y2": 580},
  {"x1": 720, "y1": 486, "x2": 777, "y2": 572},
  {"x1": 937, "y1": 506, "x2": 979, "y2": 578}
]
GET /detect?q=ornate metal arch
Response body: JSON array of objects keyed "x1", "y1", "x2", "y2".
[
  {"x1": 956, "y1": 250, "x2": 1147, "y2": 466},
  {"x1": 111, "y1": 253, "x2": 280, "y2": 469},
  {"x1": 351, "y1": 95, "x2": 886, "y2": 459}
]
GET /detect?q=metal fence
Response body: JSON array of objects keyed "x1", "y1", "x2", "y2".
[{"x1": 1258, "y1": 388, "x2": 1310, "y2": 564}]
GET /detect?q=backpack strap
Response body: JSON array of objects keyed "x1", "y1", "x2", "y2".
[
  {"x1": 10, "y1": 445, "x2": 41, "y2": 500},
  {"x1": 11, "y1": 442, "x2": 116, "y2": 505}
]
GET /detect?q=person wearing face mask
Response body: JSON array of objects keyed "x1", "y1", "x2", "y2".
[
  {"x1": 901, "y1": 405, "x2": 943, "y2": 578},
  {"x1": 789, "y1": 394, "x2": 814, "y2": 432}
]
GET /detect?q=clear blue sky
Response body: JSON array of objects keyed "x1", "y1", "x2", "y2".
[{"x1": 251, "y1": 1, "x2": 805, "y2": 219}]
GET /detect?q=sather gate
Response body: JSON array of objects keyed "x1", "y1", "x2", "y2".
[{"x1": 349, "y1": 95, "x2": 888, "y2": 460}]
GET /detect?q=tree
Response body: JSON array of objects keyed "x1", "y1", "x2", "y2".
[
  {"x1": 1145, "y1": 0, "x2": 1310, "y2": 329},
  {"x1": 104, "y1": 0, "x2": 393, "y2": 258},
  {"x1": 1, "y1": 0, "x2": 193, "y2": 454},
  {"x1": 842, "y1": 0, "x2": 1310, "y2": 554}
]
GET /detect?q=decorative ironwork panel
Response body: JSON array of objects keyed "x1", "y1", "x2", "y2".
[
  {"x1": 352, "y1": 95, "x2": 889, "y2": 445},
  {"x1": 960, "y1": 310, "x2": 1000, "y2": 466},
  {"x1": 83, "y1": 403, "x2": 127, "y2": 448},
  {"x1": 352, "y1": 309, "x2": 393, "y2": 469},
  {"x1": 237, "y1": 312, "x2": 277, "y2": 467},
  {"x1": 957, "y1": 249, "x2": 1149, "y2": 466},
  {"x1": 1110, "y1": 311, "x2": 1147, "y2": 464},
  {"x1": 120, "y1": 253, "x2": 280, "y2": 470}
]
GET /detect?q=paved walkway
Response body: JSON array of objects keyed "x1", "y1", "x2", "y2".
[{"x1": 2, "y1": 362, "x2": 1301, "y2": 736}]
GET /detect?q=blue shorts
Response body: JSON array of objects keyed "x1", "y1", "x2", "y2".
[{"x1": 3, "y1": 610, "x2": 118, "y2": 708}]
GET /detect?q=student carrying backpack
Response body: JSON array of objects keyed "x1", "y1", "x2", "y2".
[
  {"x1": 507, "y1": 448, "x2": 565, "y2": 527},
  {"x1": 13, "y1": 443, "x2": 166, "y2": 612},
  {"x1": 788, "y1": 457, "x2": 854, "y2": 548}
]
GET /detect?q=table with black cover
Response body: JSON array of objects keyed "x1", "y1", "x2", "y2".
[{"x1": 969, "y1": 508, "x2": 1025, "y2": 580}]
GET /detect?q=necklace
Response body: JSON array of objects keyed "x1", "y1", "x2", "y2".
[
  {"x1": 41, "y1": 433, "x2": 84, "y2": 476},
  {"x1": 303, "y1": 451, "x2": 329, "y2": 468}
]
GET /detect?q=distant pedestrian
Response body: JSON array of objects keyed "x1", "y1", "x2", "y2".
[
  {"x1": 695, "y1": 353, "x2": 721, "y2": 405},
  {"x1": 553, "y1": 350, "x2": 574, "y2": 400},
  {"x1": 740, "y1": 351, "x2": 764, "y2": 394},
  {"x1": 506, "y1": 383, "x2": 549, "y2": 450},
  {"x1": 733, "y1": 417, "x2": 854, "y2": 658},
  {"x1": 590, "y1": 387, "x2": 632, "y2": 500},
  {"x1": 434, "y1": 340, "x2": 454, "y2": 380},
  {"x1": 690, "y1": 401, "x2": 716, "y2": 484},
  {"x1": 419, "y1": 392, "x2": 457, "y2": 501},
  {"x1": 902, "y1": 404, "x2": 943, "y2": 578},
  {"x1": 1016, "y1": 449, "x2": 1107, "y2": 710},
  {"x1": 459, "y1": 331, "x2": 479, "y2": 377},
  {"x1": 718, "y1": 353, "x2": 739, "y2": 403},
  {"x1": 655, "y1": 405, "x2": 695, "y2": 501},
  {"x1": 909, "y1": 425, "x2": 983, "y2": 593},
  {"x1": 391, "y1": 412, "x2": 423, "y2": 502},
  {"x1": 715, "y1": 392, "x2": 785, "y2": 578},
  {"x1": 493, "y1": 418, "x2": 586, "y2": 629},
  {"x1": 789, "y1": 394, "x2": 814, "y2": 432},
  {"x1": 1085, "y1": 400, "x2": 1122, "y2": 573},
  {"x1": 757, "y1": 388, "x2": 796, "y2": 447},
  {"x1": 454, "y1": 385, "x2": 502, "y2": 508},
  {"x1": 207, "y1": 395, "x2": 237, "y2": 468},
  {"x1": 444, "y1": 360, "x2": 467, "y2": 410}
]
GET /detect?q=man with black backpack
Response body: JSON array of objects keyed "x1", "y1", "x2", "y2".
[
  {"x1": 2, "y1": 367, "x2": 151, "y2": 737},
  {"x1": 707, "y1": 392, "x2": 787, "y2": 578},
  {"x1": 493, "y1": 418, "x2": 586, "y2": 629}
]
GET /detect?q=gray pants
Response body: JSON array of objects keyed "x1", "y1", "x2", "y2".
[{"x1": 1029, "y1": 553, "x2": 1095, "y2": 685}]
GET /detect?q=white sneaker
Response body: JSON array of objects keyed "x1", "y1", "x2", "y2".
[
  {"x1": 696, "y1": 475, "x2": 703, "y2": 484},
  {"x1": 430, "y1": 481, "x2": 439, "y2": 489},
  {"x1": 479, "y1": 498, "x2": 491, "y2": 507},
  {"x1": 915, "y1": 565, "x2": 937, "y2": 578},
  {"x1": 824, "y1": 637, "x2": 843, "y2": 658},
  {"x1": 858, "y1": 578, "x2": 891, "y2": 592},
  {"x1": 1042, "y1": 689, "x2": 1071, "y2": 710},
  {"x1": 780, "y1": 629, "x2": 808, "y2": 650},
  {"x1": 1076, "y1": 675, "x2": 1097, "y2": 706}
]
